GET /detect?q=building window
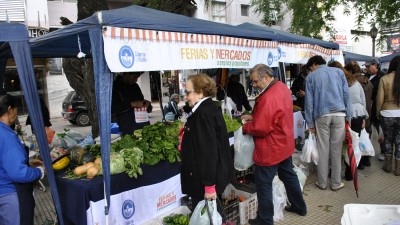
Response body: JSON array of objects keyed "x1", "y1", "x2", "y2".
[
  {"x1": 211, "y1": 1, "x2": 226, "y2": 23},
  {"x1": 241, "y1": 4, "x2": 249, "y2": 17}
]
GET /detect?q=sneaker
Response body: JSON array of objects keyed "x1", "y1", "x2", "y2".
[
  {"x1": 378, "y1": 153, "x2": 385, "y2": 161},
  {"x1": 285, "y1": 206, "x2": 307, "y2": 216},
  {"x1": 315, "y1": 182, "x2": 326, "y2": 190},
  {"x1": 331, "y1": 183, "x2": 345, "y2": 191},
  {"x1": 248, "y1": 218, "x2": 261, "y2": 225}
]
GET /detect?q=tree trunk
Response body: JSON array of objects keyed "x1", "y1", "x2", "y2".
[{"x1": 63, "y1": 58, "x2": 99, "y2": 137}]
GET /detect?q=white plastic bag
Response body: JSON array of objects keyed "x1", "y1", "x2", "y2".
[
  {"x1": 273, "y1": 176, "x2": 287, "y2": 222},
  {"x1": 189, "y1": 200, "x2": 222, "y2": 225},
  {"x1": 359, "y1": 128, "x2": 375, "y2": 156},
  {"x1": 234, "y1": 127, "x2": 255, "y2": 171},
  {"x1": 221, "y1": 97, "x2": 237, "y2": 119},
  {"x1": 343, "y1": 129, "x2": 362, "y2": 166},
  {"x1": 293, "y1": 164, "x2": 307, "y2": 191},
  {"x1": 300, "y1": 133, "x2": 319, "y2": 165}
]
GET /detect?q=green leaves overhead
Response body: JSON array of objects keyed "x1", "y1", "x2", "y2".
[{"x1": 249, "y1": 0, "x2": 400, "y2": 43}]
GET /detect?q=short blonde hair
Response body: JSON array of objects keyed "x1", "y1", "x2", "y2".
[{"x1": 187, "y1": 74, "x2": 217, "y2": 97}]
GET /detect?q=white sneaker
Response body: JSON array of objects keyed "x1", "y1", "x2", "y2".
[{"x1": 378, "y1": 153, "x2": 385, "y2": 161}]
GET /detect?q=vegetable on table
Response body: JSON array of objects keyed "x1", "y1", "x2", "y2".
[
  {"x1": 74, "y1": 162, "x2": 95, "y2": 176},
  {"x1": 52, "y1": 157, "x2": 70, "y2": 171},
  {"x1": 86, "y1": 166, "x2": 100, "y2": 179}
]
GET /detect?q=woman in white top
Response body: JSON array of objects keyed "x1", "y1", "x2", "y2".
[{"x1": 328, "y1": 61, "x2": 369, "y2": 180}]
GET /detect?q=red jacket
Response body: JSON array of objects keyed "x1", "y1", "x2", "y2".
[{"x1": 243, "y1": 80, "x2": 294, "y2": 166}]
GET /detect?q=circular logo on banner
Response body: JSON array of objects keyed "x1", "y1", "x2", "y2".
[
  {"x1": 267, "y1": 52, "x2": 274, "y2": 66},
  {"x1": 122, "y1": 200, "x2": 135, "y2": 219},
  {"x1": 277, "y1": 47, "x2": 282, "y2": 59},
  {"x1": 119, "y1": 46, "x2": 134, "y2": 68}
]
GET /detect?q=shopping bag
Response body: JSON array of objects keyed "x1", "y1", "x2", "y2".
[
  {"x1": 234, "y1": 127, "x2": 255, "y2": 171},
  {"x1": 343, "y1": 129, "x2": 362, "y2": 166},
  {"x1": 189, "y1": 200, "x2": 222, "y2": 225},
  {"x1": 293, "y1": 164, "x2": 307, "y2": 191},
  {"x1": 221, "y1": 97, "x2": 236, "y2": 119},
  {"x1": 165, "y1": 112, "x2": 175, "y2": 121},
  {"x1": 359, "y1": 128, "x2": 375, "y2": 156},
  {"x1": 273, "y1": 176, "x2": 287, "y2": 222},
  {"x1": 300, "y1": 133, "x2": 319, "y2": 165},
  {"x1": 45, "y1": 127, "x2": 55, "y2": 144}
]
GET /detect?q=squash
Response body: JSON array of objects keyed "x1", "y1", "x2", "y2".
[
  {"x1": 73, "y1": 162, "x2": 95, "y2": 176},
  {"x1": 52, "y1": 157, "x2": 70, "y2": 170},
  {"x1": 94, "y1": 157, "x2": 102, "y2": 166},
  {"x1": 86, "y1": 166, "x2": 100, "y2": 179}
]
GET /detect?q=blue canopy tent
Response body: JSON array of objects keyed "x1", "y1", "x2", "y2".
[
  {"x1": 236, "y1": 22, "x2": 339, "y2": 49},
  {"x1": 343, "y1": 51, "x2": 372, "y2": 64},
  {"x1": 0, "y1": 23, "x2": 64, "y2": 224},
  {"x1": 380, "y1": 51, "x2": 400, "y2": 63},
  {"x1": 28, "y1": 5, "x2": 290, "y2": 223}
]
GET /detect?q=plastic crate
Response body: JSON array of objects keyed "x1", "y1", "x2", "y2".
[
  {"x1": 232, "y1": 181, "x2": 257, "y2": 194},
  {"x1": 156, "y1": 206, "x2": 191, "y2": 225},
  {"x1": 235, "y1": 165, "x2": 254, "y2": 179},
  {"x1": 222, "y1": 198, "x2": 240, "y2": 225},
  {"x1": 223, "y1": 184, "x2": 258, "y2": 225}
]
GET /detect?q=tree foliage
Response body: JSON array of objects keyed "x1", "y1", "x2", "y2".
[{"x1": 249, "y1": 0, "x2": 400, "y2": 41}]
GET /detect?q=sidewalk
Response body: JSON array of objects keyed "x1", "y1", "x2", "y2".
[{"x1": 33, "y1": 112, "x2": 400, "y2": 225}]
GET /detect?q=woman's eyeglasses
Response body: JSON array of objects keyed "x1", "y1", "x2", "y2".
[{"x1": 185, "y1": 90, "x2": 195, "y2": 96}]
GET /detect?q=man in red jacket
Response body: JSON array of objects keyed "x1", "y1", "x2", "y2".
[{"x1": 242, "y1": 64, "x2": 307, "y2": 225}]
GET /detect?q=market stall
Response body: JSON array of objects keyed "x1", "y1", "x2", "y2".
[
  {"x1": 28, "y1": 5, "x2": 340, "y2": 224},
  {"x1": 56, "y1": 161, "x2": 181, "y2": 225},
  {"x1": 342, "y1": 51, "x2": 372, "y2": 65}
]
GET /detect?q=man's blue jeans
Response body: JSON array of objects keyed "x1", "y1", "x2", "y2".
[{"x1": 254, "y1": 156, "x2": 306, "y2": 224}]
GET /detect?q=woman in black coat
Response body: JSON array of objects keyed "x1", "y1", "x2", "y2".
[{"x1": 180, "y1": 74, "x2": 234, "y2": 208}]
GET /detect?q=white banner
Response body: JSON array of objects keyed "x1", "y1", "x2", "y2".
[
  {"x1": 86, "y1": 174, "x2": 184, "y2": 225},
  {"x1": 277, "y1": 43, "x2": 344, "y2": 65},
  {"x1": 103, "y1": 26, "x2": 279, "y2": 72}
]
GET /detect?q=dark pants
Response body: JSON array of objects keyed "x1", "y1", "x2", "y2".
[
  {"x1": 15, "y1": 183, "x2": 35, "y2": 225},
  {"x1": 381, "y1": 116, "x2": 400, "y2": 159},
  {"x1": 254, "y1": 156, "x2": 306, "y2": 225}
]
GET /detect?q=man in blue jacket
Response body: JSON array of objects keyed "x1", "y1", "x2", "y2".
[{"x1": 305, "y1": 56, "x2": 351, "y2": 191}]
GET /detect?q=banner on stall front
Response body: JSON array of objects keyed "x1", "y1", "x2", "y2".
[
  {"x1": 277, "y1": 43, "x2": 344, "y2": 65},
  {"x1": 102, "y1": 26, "x2": 279, "y2": 72},
  {"x1": 86, "y1": 174, "x2": 184, "y2": 225}
]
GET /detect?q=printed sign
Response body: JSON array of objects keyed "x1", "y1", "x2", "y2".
[
  {"x1": 134, "y1": 107, "x2": 150, "y2": 123},
  {"x1": 103, "y1": 26, "x2": 279, "y2": 72},
  {"x1": 277, "y1": 43, "x2": 344, "y2": 65},
  {"x1": 86, "y1": 174, "x2": 183, "y2": 225}
]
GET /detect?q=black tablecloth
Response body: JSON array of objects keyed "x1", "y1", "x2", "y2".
[{"x1": 55, "y1": 160, "x2": 180, "y2": 225}]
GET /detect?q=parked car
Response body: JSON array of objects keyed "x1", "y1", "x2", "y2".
[{"x1": 61, "y1": 91, "x2": 91, "y2": 126}]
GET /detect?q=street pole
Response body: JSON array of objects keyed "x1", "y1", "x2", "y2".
[
  {"x1": 372, "y1": 37, "x2": 376, "y2": 57},
  {"x1": 370, "y1": 23, "x2": 378, "y2": 57}
]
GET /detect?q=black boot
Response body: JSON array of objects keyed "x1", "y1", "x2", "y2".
[
  {"x1": 345, "y1": 165, "x2": 353, "y2": 181},
  {"x1": 363, "y1": 156, "x2": 371, "y2": 167}
]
